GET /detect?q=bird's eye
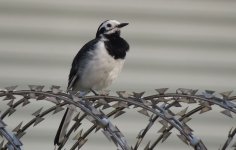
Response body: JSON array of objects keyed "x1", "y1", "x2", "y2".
[{"x1": 107, "y1": 23, "x2": 111, "y2": 27}]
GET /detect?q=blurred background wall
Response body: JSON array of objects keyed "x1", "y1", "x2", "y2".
[{"x1": 0, "y1": 0, "x2": 235, "y2": 149}]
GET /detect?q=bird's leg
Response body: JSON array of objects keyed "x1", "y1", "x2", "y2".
[
  {"x1": 74, "y1": 91, "x2": 90, "y2": 98},
  {"x1": 74, "y1": 91, "x2": 80, "y2": 97},
  {"x1": 90, "y1": 89, "x2": 99, "y2": 96}
]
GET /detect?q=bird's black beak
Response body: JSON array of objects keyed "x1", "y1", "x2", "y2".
[{"x1": 117, "y1": 23, "x2": 129, "y2": 28}]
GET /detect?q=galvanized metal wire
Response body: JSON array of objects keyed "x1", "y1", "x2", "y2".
[{"x1": 0, "y1": 86, "x2": 235, "y2": 150}]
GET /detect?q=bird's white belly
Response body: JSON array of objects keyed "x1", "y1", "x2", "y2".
[{"x1": 78, "y1": 42, "x2": 125, "y2": 90}]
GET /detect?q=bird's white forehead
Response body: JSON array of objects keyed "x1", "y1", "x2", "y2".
[{"x1": 106, "y1": 20, "x2": 120, "y2": 24}]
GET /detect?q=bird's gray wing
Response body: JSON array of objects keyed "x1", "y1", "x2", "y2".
[
  {"x1": 54, "y1": 38, "x2": 99, "y2": 146},
  {"x1": 67, "y1": 38, "x2": 99, "y2": 91}
]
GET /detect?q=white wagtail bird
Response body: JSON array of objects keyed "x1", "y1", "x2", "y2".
[{"x1": 54, "y1": 20, "x2": 129, "y2": 146}]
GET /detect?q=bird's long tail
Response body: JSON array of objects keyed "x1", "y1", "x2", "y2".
[
  {"x1": 54, "y1": 91, "x2": 89, "y2": 146},
  {"x1": 54, "y1": 105, "x2": 75, "y2": 146}
]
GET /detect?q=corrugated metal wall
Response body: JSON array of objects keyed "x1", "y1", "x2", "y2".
[{"x1": 0, "y1": 0, "x2": 235, "y2": 149}]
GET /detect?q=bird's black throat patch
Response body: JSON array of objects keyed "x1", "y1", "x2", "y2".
[{"x1": 104, "y1": 32, "x2": 129, "y2": 59}]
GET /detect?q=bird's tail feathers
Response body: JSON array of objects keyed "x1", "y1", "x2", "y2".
[
  {"x1": 54, "y1": 105, "x2": 75, "y2": 145},
  {"x1": 54, "y1": 91, "x2": 89, "y2": 146}
]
